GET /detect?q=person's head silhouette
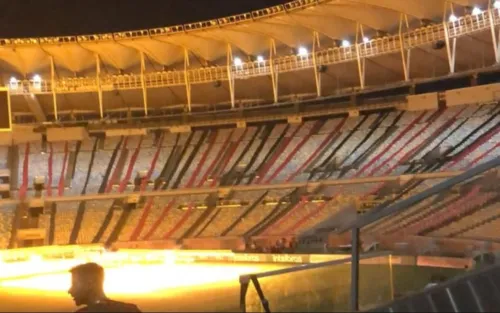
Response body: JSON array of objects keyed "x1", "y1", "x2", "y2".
[
  {"x1": 68, "y1": 262, "x2": 106, "y2": 306},
  {"x1": 68, "y1": 262, "x2": 141, "y2": 312}
]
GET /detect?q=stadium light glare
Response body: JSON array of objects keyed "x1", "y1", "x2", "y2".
[
  {"x1": 341, "y1": 40, "x2": 351, "y2": 47},
  {"x1": 363, "y1": 37, "x2": 370, "y2": 43},
  {"x1": 472, "y1": 7, "x2": 482, "y2": 15},
  {"x1": 257, "y1": 55, "x2": 264, "y2": 63},
  {"x1": 449, "y1": 14, "x2": 458, "y2": 22},
  {"x1": 9, "y1": 77, "x2": 18, "y2": 90},
  {"x1": 298, "y1": 46, "x2": 308, "y2": 56},
  {"x1": 233, "y1": 57, "x2": 242, "y2": 66},
  {"x1": 32, "y1": 74, "x2": 42, "y2": 89},
  {"x1": 494, "y1": 1, "x2": 500, "y2": 9}
]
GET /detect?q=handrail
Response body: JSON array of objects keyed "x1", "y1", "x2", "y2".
[
  {"x1": 5, "y1": 7, "x2": 500, "y2": 96},
  {"x1": 24, "y1": 63, "x2": 500, "y2": 129},
  {"x1": 0, "y1": 171, "x2": 462, "y2": 207},
  {"x1": 239, "y1": 251, "x2": 390, "y2": 284},
  {"x1": 2, "y1": 0, "x2": 322, "y2": 46}
]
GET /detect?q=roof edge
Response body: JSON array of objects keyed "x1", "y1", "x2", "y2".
[{"x1": 0, "y1": 0, "x2": 329, "y2": 47}]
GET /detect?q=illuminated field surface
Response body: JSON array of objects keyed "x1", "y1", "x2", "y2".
[{"x1": 0, "y1": 261, "x2": 287, "y2": 312}]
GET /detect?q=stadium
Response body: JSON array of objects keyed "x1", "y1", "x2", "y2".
[{"x1": 1, "y1": 0, "x2": 500, "y2": 311}]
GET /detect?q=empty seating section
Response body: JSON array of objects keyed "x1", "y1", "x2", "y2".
[
  {"x1": 198, "y1": 191, "x2": 266, "y2": 237},
  {"x1": 219, "y1": 127, "x2": 259, "y2": 179},
  {"x1": 242, "y1": 125, "x2": 284, "y2": 184},
  {"x1": 1, "y1": 101, "x2": 500, "y2": 247},
  {"x1": 226, "y1": 189, "x2": 295, "y2": 236},
  {"x1": 76, "y1": 200, "x2": 114, "y2": 244},
  {"x1": 265, "y1": 201, "x2": 318, "y2": 236},
  {"x1": 284, "y1": 120, "x2": 334, "y2": 183},
  {"x1": 261, "y1": 122, "x2": 313, "y2": 184},
  {"x1": 196, "y1": 129, "x2": 233, "y2": 187},
  {"x1": 100, "y1": 209, "x2": 123, "y2": 243},
  {"x1": 0, "y1": 147, "x2": 8, "y2": 169},
  {"x1": 144, "y1": 194, "x2": 207, "y2": 240},
  {"x1": 290, "y1": 183, "x2": 377, "y2": 235},
  {"x1": 134, "y1": 196, "x2": 177, "y2": 240},
  {"x1": 0, "y1": 207, "x2": 14, "y2": 249},
  {"x1": 117, "y1": 207, "x2": 144, "y2": 242},
  {"x1": 53, "y1": 202, "x2": 79, "y2": 245},
  {"x1": 337, "y1": 113, "x2": 400, "y2": 179},
  {"x1": 460, "y1": 214, "x2": 500, "y2": 239},
  {"x1": 429, "y1": 201, "x2": 500, "y2": 237},
  {"x1": 70, "y1": 141, "x2": 95, "y2": 196},
  {"x1": 167, "y1": 132, "x2": 202, "y2": 188},
  {"x1": 364, "y1": 194, "x2": 444, "y2": 235}
]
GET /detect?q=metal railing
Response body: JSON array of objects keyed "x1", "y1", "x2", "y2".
[
  {"x1": 238, "y1": 252, "x2": 392, "y2": 312},
  {"x1": 5, "y1": 7, "x2": 500, "y2": 95}
]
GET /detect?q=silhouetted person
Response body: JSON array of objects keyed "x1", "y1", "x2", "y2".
[{"x1": 68, "y1": 262, "x2": 141, "y2": 312}]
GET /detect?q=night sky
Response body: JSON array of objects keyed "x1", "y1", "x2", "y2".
[{"x1": 0, "y1": 0, "x2": 290, "y2": 38}]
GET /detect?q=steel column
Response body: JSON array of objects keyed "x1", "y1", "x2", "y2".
[
  {"x1": 269, "y1": 39, "x2": 279, "y2": 103},
  {"x1": 49, "y1": 56, "x2": 58, "y2": 121},
  {"x1": 489, "y1": 8, "x2": 500, "y2": 63},
  {"x1": 355, "y1": 23, "x2": 366, "y2": 89},
  {"x1": 350, "y1": 227, "x2": 360, "y2": 312},
  {"x1": 312, "y1": 31, "x2": 322, "y2": 97},
  {"x1": 442, "y1": 0, "x2": 455, "y2": 24},
  {"x1": 399, "y1": 14, "x2": 411, "y2": 81},
  {"x1": 227, "y1": 44, "x2": 236, "y2": 108},
  {"x1": 140, "y1": 51, "x2": 148, "y2": 116},
  {"x1": 443, "y1": 20, "x2": 457, "y2": 74},
  {"x1": 95, "y1": 54, "x2": 104, "y2": 119},
  {"x1": 184, "y1": 48, "x2": 192, "y2": 112}
]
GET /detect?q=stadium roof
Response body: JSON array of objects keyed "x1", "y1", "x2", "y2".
[{"x1": 1, "y1": 0, "x2": 498, "y2": 121}]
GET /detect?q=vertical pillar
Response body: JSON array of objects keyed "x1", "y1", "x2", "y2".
[
  {"x1": 488, "y1": 7, "x2": 500, "y2": 63},
  {"x1": 442, "y1": 0, "x2": 455, "y2": 23},
  {"x1": 269, "y1": 39, "x2": 279, "y2": 103},
  {"x1": 350, "y1": 227, "x2": 360, "y2": 312},
  {"x1": 184, "y1": 48, "x2": 192, "y2": 112},
  {"x1": 312, "y1": 31, "x2": 322, "y2": 97},
  {"x1": 389, "y1": 254, "x2": 395, "y2": 301},
  {"x1": 95, "y1": 54, "x2": 104, "y2": 119},
  {"x1": 49, "y1": 56, "x2": 58, "y2": 121},
  {"x1": 355, "y1": 23, "x2": 366, "y2": 89},
  {"x1": 227, "y1": 44, "x2": 235, "y2": 108},
  {"x1": 140, "y1": 51, "x2": 148, "y2": 116},
  {"x1": 443, "y1": 19, "x2": 457, "y2": 74},
  {"x1": 399, "y1": 14, "x2": 411, "y2": 81}
]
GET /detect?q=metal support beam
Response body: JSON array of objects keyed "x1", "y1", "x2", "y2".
[
  {"x1": 442, "y1": 0, "x2": 455, "y2": 24},
  {"x1": 399, "y1": 14, "x2": 411, "y2": 81},
  {"x1": 49, "y1": 56, "x2": 58, "y2": 121},
  {"x1": 227, "y1": 44, "x2": 236, "y2": 108},
  {"x1": 488, "y1": 7, "x2": 500, "y2": 63},
  {"x1": 140, "y1": 51, "x2": 148, "y2": 116},
  {"x1": 184, "y1": 48, "x2": 192, "y2": 112},
  {"x1": 269, "y1": 39, "x2": 279, "y2": 103},
  {"x1": 23, "y1": 94, "x2": 46, "y2": 123},
  {"x1": 350, "y1": 227, "x2": 360, "y2": 312},
  {"x1": 312, "y1": 31, "x2": 322, "y2": 97},
  {"x1": 443, "y1": 20, "x2": 457, "y2": 74},
  {"x1": 355, "y1": 23, "x2": 366, "y2": 89},
  {"x1": 0, "y1": 171, "x2": 462, "y2": 207},
  {"x1": 95, "y1": 54, "x2": 104, "y2": 119}
]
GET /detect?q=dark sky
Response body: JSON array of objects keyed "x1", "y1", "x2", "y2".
[{"x1": 0, "y1": 0, "x2": 290, "y2": 38}]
